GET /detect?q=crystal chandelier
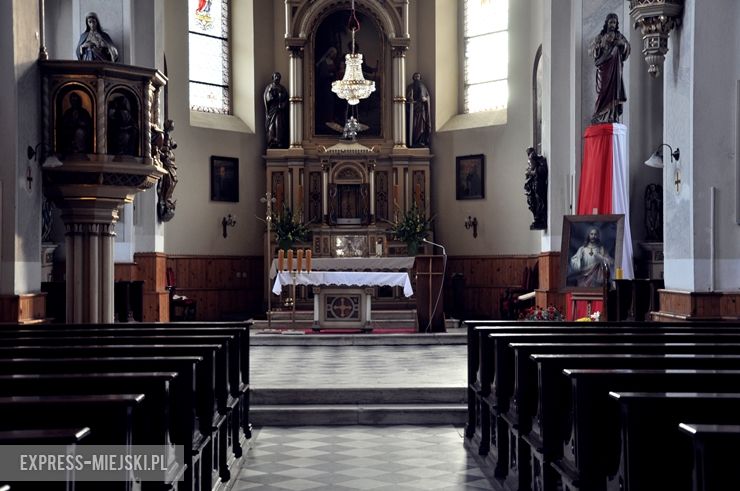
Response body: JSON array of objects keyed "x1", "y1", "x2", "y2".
[{"x1": 331, "y1": 0, "x2": 375, "y2": 105}]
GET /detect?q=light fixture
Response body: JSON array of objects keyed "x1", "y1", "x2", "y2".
[
  {"x1": 222, "y1": 214, "x2": 237, "y2": 238},
  {"x1": 330, "y1": 0, "x2": 375, "y2": 105},
  {"x1": 27, "y1": 144, "x2": 63, "y2": 169},
  {"x1": 644, "y1": 144, "x2": 680, "y2": 169},
  {"x1": 645, "y1": 143, "x2": 682, "y2": 192},
  {"x1": 464, "y1": 216, "x2": 478, "y2": 238}
]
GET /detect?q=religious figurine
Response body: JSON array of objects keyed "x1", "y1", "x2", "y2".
[
  {"x1": 108, "y1": 95, "x2": 138, "y2": 155},
  {"x1": 76, "y1": 12, "x2": 119, "y2": 62},
  {"x1": 589, "y1": 13, "x2": 630, "y2": 124},
  {"x1": 406, "y1": 72, "x2": 431, "y2": 147},
  {"x1": 524, "y1": 147, "x2": 548, "y2": 230},
  {"x1": 59, "y1": 91, "x2": 93, "y2": 154},
  {"x1": 154, "y1": 120, "x2": 178, "y2": 222},
  {"x1": 644, "y1": 183, "x2": 663, "y2": 241},
  {"x1": 263, "y1": 72, "x2": 289, "y2": 149}
]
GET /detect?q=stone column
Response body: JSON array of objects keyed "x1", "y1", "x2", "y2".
[
  {"x1": 63, "y1": 218, "x2": 118, "y2": 323},
  {"x1": 288, "y1": 47, "x2": 304, "y2": 148}
]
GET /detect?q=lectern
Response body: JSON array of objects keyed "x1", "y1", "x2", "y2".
[{"x1": 415, "y1": 255, "x2": 445, "y2": 332}]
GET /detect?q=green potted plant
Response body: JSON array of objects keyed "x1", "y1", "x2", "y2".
[
  {"x1": 391, "y1": 205, "x2": 433, "y2": 256},
  {"x1": 271, "y1": 204, "x2": 310, "y2": 251}
]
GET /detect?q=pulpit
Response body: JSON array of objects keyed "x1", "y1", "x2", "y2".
[{"x1": 415, "y1": 255, "x2": 445, "y2": 332}]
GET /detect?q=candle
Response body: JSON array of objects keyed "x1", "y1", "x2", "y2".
[
  {"x1": 616, "y1": 267, "x2": 623, "y2": 280},
  {"x1": 297, "y1": 249, "x2": 304, "y2": 272},
  {"x1": 287, "y1": 249, "x2": 294, "y2": 272},
  {"x1": 375, "y1": 240, "x2": 382, "y2": 257},
  {"x1": 277, "y1": 249, "x2": 284, "y2": 272},
  {"x1": 306, "y1": 249, "x2": 312, "y2": 272}
]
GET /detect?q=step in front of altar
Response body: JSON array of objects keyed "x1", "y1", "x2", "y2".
[
  {"x1": 261, "y1": 309, "x2": 419, "y2": 331},
  {"x1": 251, "y1": 387, "x2": 467, "y2": 425}
]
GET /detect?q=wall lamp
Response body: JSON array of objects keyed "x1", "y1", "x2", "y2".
[
  {"x1": 26, "y1": 143, "x2": 63, "y2": 191},
  {"x1": 644, "y1": 143, "x2": 681, "y2": 192},
  {"x1": 222, "y1": 214, "x2": 237, "y2": 238},
  {"x1": 464, "y1": 215, "x2": 478, "y2": 238}
]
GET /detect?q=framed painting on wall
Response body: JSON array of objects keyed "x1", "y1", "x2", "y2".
[
  {"x1": 456, "y1": 154, "x2": 485, "y2": 200},
  {"x1": 560, "y1": 214, "x2": 624, "y2": 292},
  {"x1": 210, "y1": 156, "x2": 239, "y2": 202}
]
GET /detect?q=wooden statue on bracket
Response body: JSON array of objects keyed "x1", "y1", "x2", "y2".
[{"x1": 524, "y1": 147, "x2": 548, "y2": 230}]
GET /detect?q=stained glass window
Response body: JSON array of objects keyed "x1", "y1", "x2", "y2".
[
  {"x1": 189, "y1": 0, "x2": 231, "y2": 114},
  {"x1": 464, "y1": 0, "x2": 509, "y2": 113}
]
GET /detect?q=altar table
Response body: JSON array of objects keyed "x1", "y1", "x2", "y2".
[
  {"x1": 269, "y1": 257, "x2": 416, "y2": 278},
  {"x1": 271, "y1": 271, "x2": 413, "y2": 331}
]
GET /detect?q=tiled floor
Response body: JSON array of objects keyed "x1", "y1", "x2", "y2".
[
  {"x1": 231, "y1": 425, "x2": 497, "y2": 490},
  {"x1": 238, "y1": 340, "x2": 485, "y2": 490}
]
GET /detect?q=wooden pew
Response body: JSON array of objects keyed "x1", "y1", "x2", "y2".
[
  {"x1": 1, "y1": 326, "x2": 251, "y2": 441},
  {"x1": 465, "y1": 322, "x2": 740, "y2": 457},
  {"x1": 556, "y1": 369, "x2": 740, "y2": 491},
  {"x1": 0, "y1": 333, "x2": 242, "y2": 481},
  {"x1": 503, "y1": 342, "x2": 740, "y2": 491},
  {"x1": 0, "y1": 427, "x2": 90, "y2": 491},
  {"x1": 504, "y1": 341, "x2": 740, "y2": 485},
  {"x1": 609, "y1": 392, "x2": 740, "y2": 491},
  {"x1": 529, "y1": 354, "x2": 740, "y2": 491},
  {"x1": 472, "y1": 329, "x2": 740, "y2": 480},
  {"x1": 0, "y1": 394, "x2": 147, "y2": 490},
  {"x1": 678, "y1": 423, "x2": 740, "y2": 491},
  {"x1": 0, "y1": 344, "x2": 221, "y2": 491}
]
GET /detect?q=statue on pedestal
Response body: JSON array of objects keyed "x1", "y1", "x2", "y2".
[
  {"x1": 264, "y1": 72, "x2": 289, "y2": 148},
  {"x1": 524, "y1": 147, "x2": 548, "y2": 230},
  {"x1": 77, "y1": 12, "x2": 119, "y2": 62},
  {"x1": 589, "y1": 13, "x2": 630, "y2": 124},
  {"x1": 406, "y1": 72, "x2": 431, "y2": 147}
]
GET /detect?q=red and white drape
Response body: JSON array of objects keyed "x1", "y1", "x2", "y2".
[{"x1": 577, "y1": 123, "x2": 634, "y2": 280}]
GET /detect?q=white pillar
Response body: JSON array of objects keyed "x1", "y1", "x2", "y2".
[
  {"x1": 289, "y1": 48, "x2": 303, "y2": 148},
  {"x1": 392, "y1": 48, "x2": 407, "y2": 147}
]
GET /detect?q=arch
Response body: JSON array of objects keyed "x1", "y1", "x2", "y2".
[
  {"x1": 331, "y1": 162, "x2": 366, "y2": 184},
  {"x1": 290, "y1": 0, "x2": 402, "y2": 42}
]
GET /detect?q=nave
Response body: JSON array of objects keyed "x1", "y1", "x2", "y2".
[{"x1": 230, "y1": 334, "x2": 495, "y2": 490}]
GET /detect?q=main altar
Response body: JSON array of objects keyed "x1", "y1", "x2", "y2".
[{"x1": 264, "y1": 1, "x2": 433, "y2": 315}]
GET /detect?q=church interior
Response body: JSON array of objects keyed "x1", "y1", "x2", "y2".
[{"x1": 1, "y1": 0, "x2": 740, "y2": 490}]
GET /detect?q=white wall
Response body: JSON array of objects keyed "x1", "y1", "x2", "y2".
[
  {"x1": 161, "y1": 0, "x2": 271, "y2": 256},
  {"x1": 420, "y1": 0, "x2": 542, "y2": 255}
]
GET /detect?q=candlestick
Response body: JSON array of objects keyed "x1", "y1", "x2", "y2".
[
  {"x1": 278, "y1": 249, "x2": 284, "y2": 272},
  {"x1": 287, "y1": 249, "x2": 294, "y2": 272},
  {"x1": 297, "y1": 249, "x2": 304, "y2": 272},
  {"x1": 306, "y1": 249, "x2": 312, "y2": 272}
]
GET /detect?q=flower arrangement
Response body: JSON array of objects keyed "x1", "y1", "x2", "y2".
[
  {"x1": 271, "y1": 205, "x2": 310, "y2": 249},
  {"x1": 519, "y1": 305, "x2": 565, "y2": 321},
  {"x1": 390, "y1": 205, "x2": 433, "y2": 254}
]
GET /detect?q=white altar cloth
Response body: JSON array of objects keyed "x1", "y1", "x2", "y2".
[
  {"x1": 272, "y1": 271, "x2": 414, "y2": 297},
  {"x1": 269, "y1": 257, "x2": 416, "y2": 278}
]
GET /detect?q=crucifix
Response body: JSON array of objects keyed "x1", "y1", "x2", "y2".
[{"x1": 674, "y1": 169, "x2": 681, "y2": 193}]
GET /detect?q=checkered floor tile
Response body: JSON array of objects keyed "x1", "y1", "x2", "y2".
[{"x1": 230, "y1": 425, "x2": 496, "y2": 490}]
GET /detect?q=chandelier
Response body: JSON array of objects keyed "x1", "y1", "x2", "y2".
[{"x1": 331, "y1": 0, "x2": 375, "y2": 105}]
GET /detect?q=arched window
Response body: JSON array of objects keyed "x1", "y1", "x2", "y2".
[
  {"x1": 463, "y1": 0, "x2": 508, "y2": 114},
  {"x1": 188, "y1": 0, "x2": 231, "y2": 114}
]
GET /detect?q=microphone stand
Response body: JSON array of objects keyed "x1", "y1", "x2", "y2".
[{"x1": 421, "y1": 238, "x2": 448, "y2": 333}]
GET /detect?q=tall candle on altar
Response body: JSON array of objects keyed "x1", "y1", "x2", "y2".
[
  {"x1": 287, "y1": 249, "x2": 294, "y2": 272},
  {"x1": 296, "y1": 249, "x2": 303, "y2": 272},
  {"x1": 306, "y1": 249, "x2": 312, "y2": 272},
  {"x1": 277, "y1": 249, "x2": 284, "y2": 271}
]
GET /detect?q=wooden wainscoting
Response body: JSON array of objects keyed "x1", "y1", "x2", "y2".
[
  {"x1": 166, "y1": 255, "x2": 264, "y2": 321},
  {"x1": 652, "y1": 290, "x2": 740, "y2": 321},
  {"x1": 0, "y1": 293, "x2": 47, "y2": 324},
  {"x1": 444, "y1": 255, "x2": 539, "y2": 319}
]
